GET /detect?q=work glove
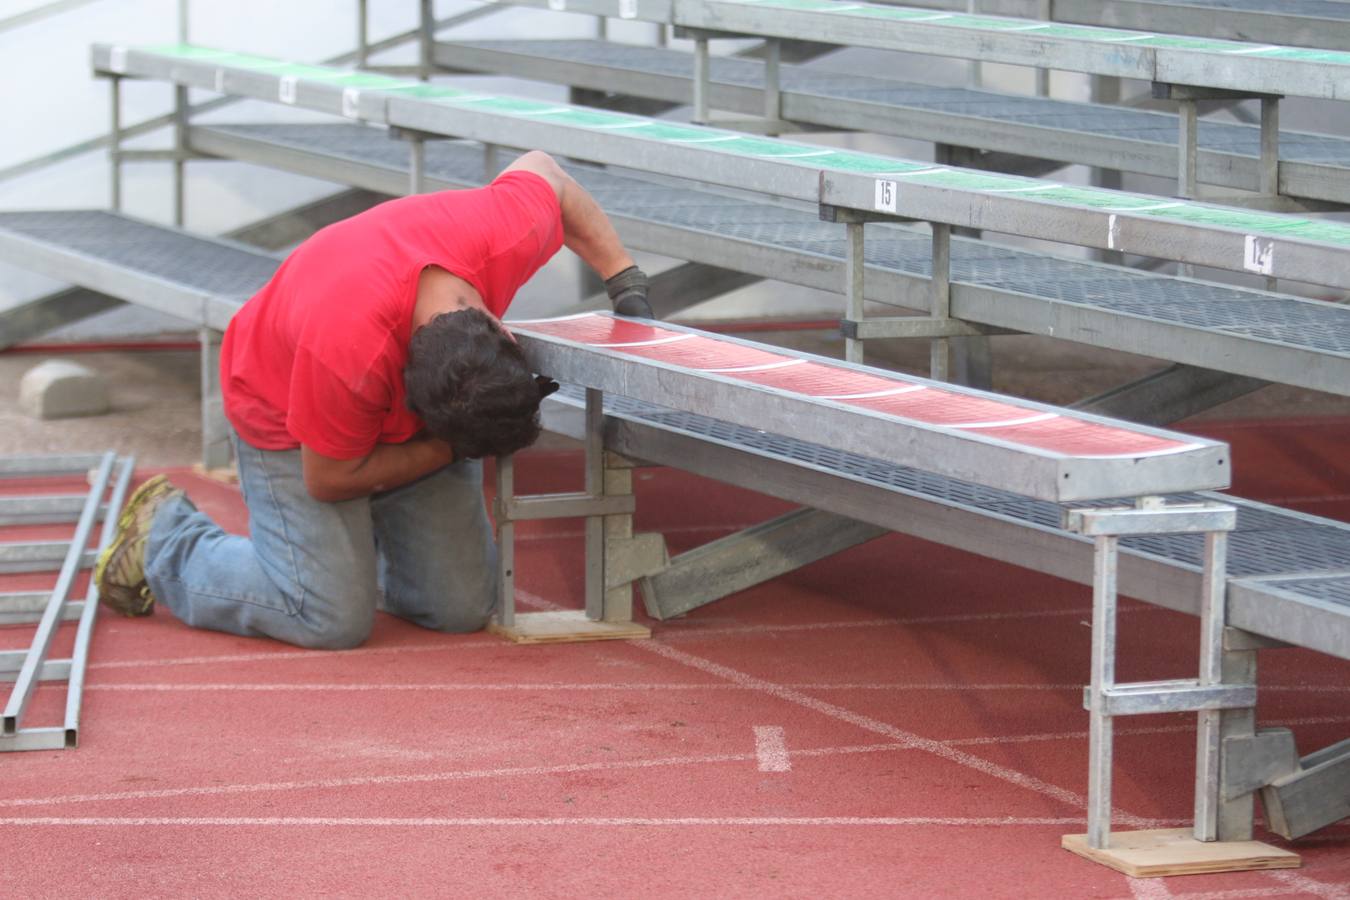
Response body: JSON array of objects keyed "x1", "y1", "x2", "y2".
[{"x1": 605, "y1": 265, "x2": 654, "y2": 319}]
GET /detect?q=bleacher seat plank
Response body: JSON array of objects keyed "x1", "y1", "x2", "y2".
[{"x1": 515, "y1": 313, "x2": 1228, "y2": 502}]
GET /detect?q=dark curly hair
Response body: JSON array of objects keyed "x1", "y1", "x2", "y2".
[{"x1": 404, "y1": 308, "x2": 553, "y2": 460}]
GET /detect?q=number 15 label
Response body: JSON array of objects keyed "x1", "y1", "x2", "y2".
[{"x1": 874, "y1": 179, "x2": 898, "y2": 214}]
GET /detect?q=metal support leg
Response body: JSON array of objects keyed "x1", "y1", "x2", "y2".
[
  {"x1": 930, "y1": 223, "x2": 951, "y2": 382},
  {"x1": 763, "y1": 38, "x2": 781, "y2": 134},
  {"x1": 1216, "y1": 639, "x2": 1257, "y2": 841},
  {"x1": 173, "y1": 84, "x2": 188, "y2": 227},
  {"x1": 595, "y1": 15, "x2": 608, "y2": 39},
  {"x1": 692, "y1": 37, "x2": 710, "y2": 125},
  {"x1": 484, "y1": 143, "x2": 501, "y2": 181},
  {"x1": 845, "y1": 221, "x2": 865, "y2": 364},
  {"x1": 583, "y1": 387, "x2": 605, "y2": 620},
  {"x1": 1194, "y1": 530, "x2": 1228, "y2": 841},
  {"x1": 1086, "y1": 533, "x2": 1119, "y2": 849},
  {"x1": 1034, "y1": 0, "x2": 1051, "y2": 97},
  {"x1": 1260, "y1": 97, "x2": 1280, "y2": 293},
  {"x1": 199, "y1": 327, "x2": 230, "y2": 471},
  {"x1": 178, "y1": 0, "x2": 189, "y2": 42},
  {"x1": 495, "y1": 454, "x2": 517, "y2": 630},
  {"x1": 488, "y1": 390, "x2": 651, "y2": 644},
  {"x1": 1062, "y1": 501, "x2": 1295, "y2": 877},
  {"x1": 418, "y1": 0, "x2": 434, "y2": 81},
  {"x1": 409, "y1": 136, "x2": 426, "y2": 194},
  {"x1": 357, "y1": 0, "x2": 369, "y2": 68},
  {"x1": 1178, "y1": 98, "x2": 1198, "y2": 200},
  {"x1": 1177, "y1": 98, "x2": 1198, "y2": 277},
  {"x1": 109, "y1": 77, "x2": 122, "y2": 211}
]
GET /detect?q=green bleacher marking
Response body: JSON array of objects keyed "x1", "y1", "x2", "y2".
[{"x1": 122, "y1": 42, "x2": 1350, "y2": 251}]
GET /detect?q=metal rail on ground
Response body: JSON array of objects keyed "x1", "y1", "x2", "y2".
[{"x1": 0, "y1": 452, "x2": 134, "y2": 752}]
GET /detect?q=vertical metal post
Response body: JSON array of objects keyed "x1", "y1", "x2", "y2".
[
  {"x1": 1258, "y1": 96, "x2": 1279, "y2": 196},
  {"x1": 1087, "y1": 533, "x2": 1119, "y2": 849},
  {"x1": 357, "y1": 0, "x2": 370, "y2": 68},
  {"x1": 1034, "y1": 0, "x2": 1051, "y2": 97},
  {"x1": 1178, "y1": 98, "x2": 1198, "y2": 199},
  {"x1": 1260, "y1": 96, "x2": 1280, "y2": 294},
  {"x1": 109, "y1": 77, "x2": 123, "y2": 212},
  {"x1": 656, "y1": 23, "x2": 667, "y2": 47},
  {"x1": 1177, "y1": 98, "x2": 1198, "y2": 278},
  {"x1": 1194, "y1": 530, "x2": 1229, "y2": 841},
  {"x1": 966, "y1": 0, "x2": 981, "y2": 88},
  {"x1": 1217, "y1": 640, "x2": 1257, "y2": 841},
  {"x1": 484, "y1": 143, "x2": 500, "y2": 181},
  {"x1": 596, "y1": 15, "x2": 608, "y2": 39},
  {"x1": 763, "y1": 39, "x2": 781, "y2": 126},
  {"x1": 495, "y1": 455, "x2": 516, "y2": 629},
  {"x1": 199, "y1": 327, "x2": 230, "y2": 471},
  {"x1": 845, "y1": 221, "x2": 865, "y2": 365},
  {"x1": 583, "y1": 388, "x2": 605, "y2": 620},
  {"x1": 601, "y1": 455, "x2": 635, "y2": 623},
  {"x1": 409, "y1": 136, "x2": 426, "y2": 194},
  {"x1": 930, "y1": 222, "x2": 951, "y2": 382},
  {"x1": 692, "y1": 36, "x2": 710, "y2": 125},
  {"x1": 418, "y1": 0, "x2": 434, "y2": 81},
  {"x1": 173, "y1": 84, "x2": 188, "y2": 227},
  {"x1": 177, "y1": 0, "x2": 189, "y2": 42}
]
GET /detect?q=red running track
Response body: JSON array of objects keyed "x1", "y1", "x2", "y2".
[{"x1": 0, "y1": 418, "x2": 1347, "y2": 898}]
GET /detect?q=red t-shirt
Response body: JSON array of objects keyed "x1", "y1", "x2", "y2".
[{"x1": 221, "y1": 171, "x2": 564, "y2": 459}]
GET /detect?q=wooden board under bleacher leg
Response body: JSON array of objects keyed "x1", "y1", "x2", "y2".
[
  {"x1": 1061, "y1": 829, "x2": 1300, "y2": 878},
  {"x1": 487, "y1": 610, "x2": 651, "y2": 645}
]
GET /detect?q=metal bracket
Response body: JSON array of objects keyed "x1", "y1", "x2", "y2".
[{"x1": 839, "y1": 317, "x2": 1006, "y2": 341}]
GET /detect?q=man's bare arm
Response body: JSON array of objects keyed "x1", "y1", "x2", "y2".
[
  {"x1": 503, "y1": 151, "x2": 634, "y2": 279},
  {"x1": 301, "y1": 438, "x2": 455, "y2": 503}
]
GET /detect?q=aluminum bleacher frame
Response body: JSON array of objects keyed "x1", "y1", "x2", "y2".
[{"x1": 0, "y1": 6, "x2": 1344, "y2": 869}]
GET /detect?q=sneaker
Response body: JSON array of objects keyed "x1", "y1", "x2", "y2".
[{"x1": 94, "y1": 475, "x2": 185, "y2": 617}]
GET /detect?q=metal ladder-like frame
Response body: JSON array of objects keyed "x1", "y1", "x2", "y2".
[
  {"x1": 1062, "y1": 498, "x2": 1274, "y2": 851},
  {"x1": 0, "y1": 452, "x2": 134, "y2": 752},
  {"x1": 492, "y1": 388, "x2": 666, "y2": 643}
]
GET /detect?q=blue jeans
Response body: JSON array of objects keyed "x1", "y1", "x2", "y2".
[{"x1": 145, "y1": 437, "x2": 497, "y2": 649}]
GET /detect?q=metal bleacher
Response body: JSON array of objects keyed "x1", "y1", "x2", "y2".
[
  {"x1": 435, "y1": 37, "x2": 1350, "y2": 207},
  {"x1": 882, "y1": 0, "x2": 1350, "y2": 53},
  {"x1": 1, "y1": 0, "x2": 1348, "y2": 869}
]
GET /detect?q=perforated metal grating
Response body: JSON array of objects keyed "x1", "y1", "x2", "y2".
[
  {"x1": 552, "y1": 385, "x2": 1350, "y2": 599},
  {"x1": 451, "y1": 40, "x2": 1350, "y2": 166},
  {"x1": 1260, "y1": 574, "x2": 1350, "y2": 611},
  {"x1": 218, "y1": 123, "x2": 1350, "y2": 356},
  {"x1": 0, "y1": 210, "x2": 278, "y2": 298}
]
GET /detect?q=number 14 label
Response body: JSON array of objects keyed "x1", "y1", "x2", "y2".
[{"x1": 874, "y1": 179, "x2": 898, "y2": 214}]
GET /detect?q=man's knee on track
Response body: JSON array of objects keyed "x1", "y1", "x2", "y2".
[{"x1": 293, "y1": 603, "x2": 375, "y2": 650}]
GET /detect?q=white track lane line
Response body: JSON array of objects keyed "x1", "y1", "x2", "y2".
[
  {"x1": 818, "y1": 386, "x2": 926, "y2": 400},
  {"x1": 1128, "y1": 876, "x2": 1173, "y2": 900},
  {"x1": 1267, "y1": 871, "x2": 1350, "y2": 900},
  {"x1": 702, "y1": 359, "x2": 805, "y2": 374},
  {"x1": 0, "y1": 815, "x2": 1099, "y2": 828},
  {"x1": 635, "y1": 640, "x2": 1150, "y2": 825},
  {"x1": 593, "y1": 334, "x2": 694, "y2": 348},
  {"x1": 753, "y1": 726, "x2": 792, "y2": 772}
]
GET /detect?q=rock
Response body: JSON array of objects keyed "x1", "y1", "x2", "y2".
[{"x1": 18, "y1": 359, "x2": 110, "y2": 420}]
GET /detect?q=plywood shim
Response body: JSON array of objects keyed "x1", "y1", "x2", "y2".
[
  {"x1": 1062, "y1": 829, "x2": 1299, "y2": 878},
  {"x1": 488, "y1": 610, "x2": 651, "y2": 645}
]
